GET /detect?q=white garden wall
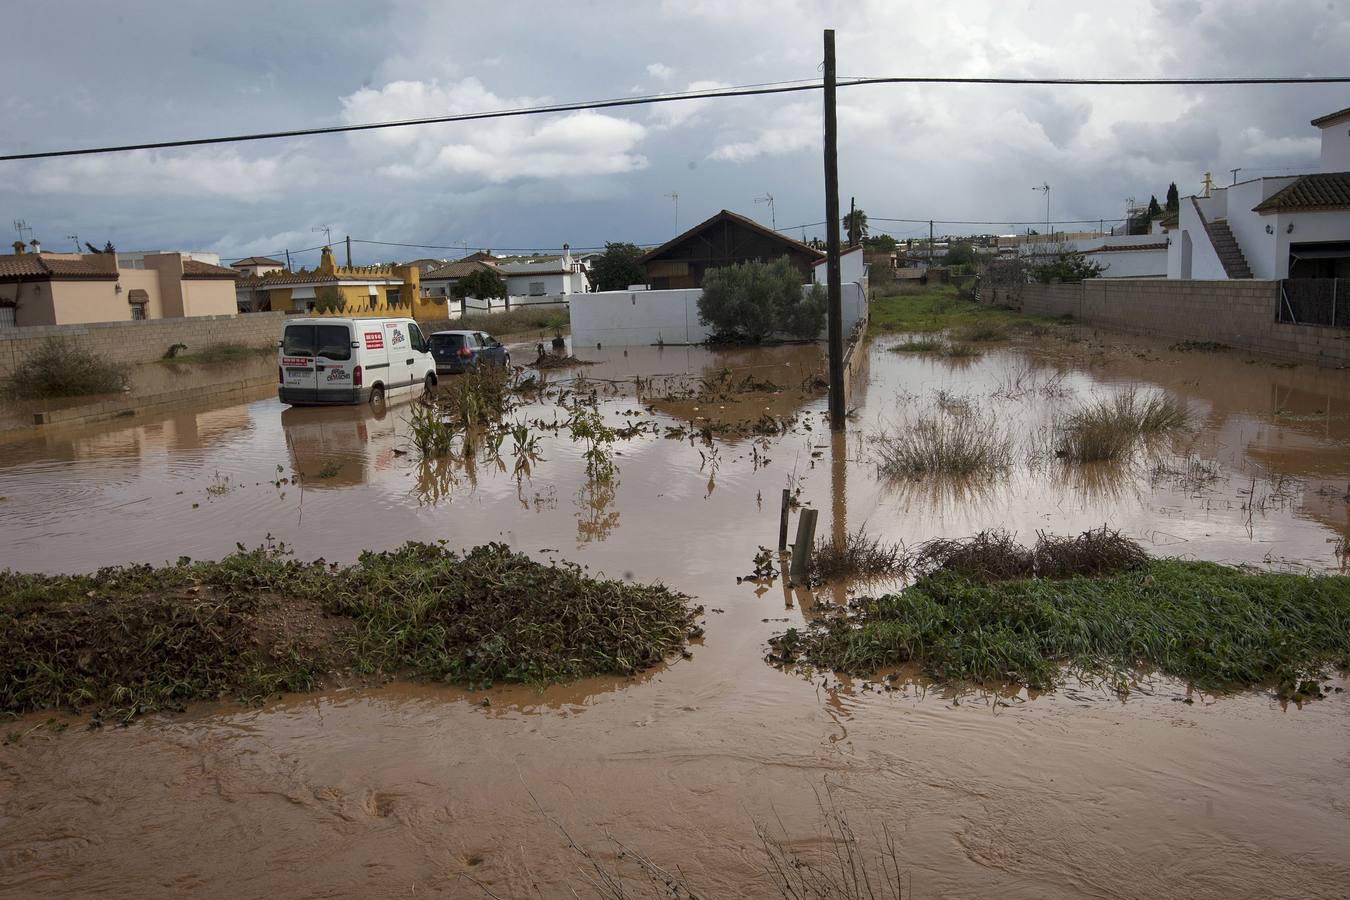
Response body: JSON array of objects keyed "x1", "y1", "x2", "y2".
[{"x1": 571, "y1": 283, "x2": 866, "y2": 346}]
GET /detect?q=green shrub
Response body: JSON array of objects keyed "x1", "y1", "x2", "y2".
[
  {"x1": 697, "y1": 256, "x2": 826, "y2": 342},
  {"x1": 6, "y1": 338, "x2": 129, "y2": 399}
]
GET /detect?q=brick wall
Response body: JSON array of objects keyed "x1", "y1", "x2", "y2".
[
  {"x1": 1002, "y1": 279, "x2": 1350, "y2": 367},
  {"x1": 0, "y1": 312, "x2": 289, "y2": 377}
]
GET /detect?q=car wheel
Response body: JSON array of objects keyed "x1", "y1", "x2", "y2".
[
  {"x1": 503, "y1": 353, "x2": 511, "y2": 367},
  {"x1": 369, "y1": 384, "x2": 385, "y2": 405},
  {"x1": 424, "y1": 373, "x2": 437, "y2": 392}
]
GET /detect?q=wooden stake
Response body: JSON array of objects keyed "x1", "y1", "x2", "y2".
[{"x1": 778, "y1": 488, "x2": 791, "y2": 552}]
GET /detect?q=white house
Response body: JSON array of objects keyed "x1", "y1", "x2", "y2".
[
  {"x1": 810, "y1": 245, "x2": 868, "y2": 286},
  {"x1": 1167, "y1": 105, "x2": 1350, "y2": 280},
  {"x1": 496, "y1": 244, "x2": 589, "y2": 297}
]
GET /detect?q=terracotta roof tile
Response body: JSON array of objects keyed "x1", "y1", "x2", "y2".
[
  {"x1": 230, "y1": 256, "x2": 283, "y2": 266},
  {"x1": 0, "y1": 253, "x2": 118, "y2": 282},
  {"x1": 183, "y1": 259, "x2": 240, "y2": 279},
  {"x1": 1253, "y1": 172, "x2": 1350, "y2": 213},
  {"x1": 424, "y1": 260, "x2": 500, "y2": 279}
]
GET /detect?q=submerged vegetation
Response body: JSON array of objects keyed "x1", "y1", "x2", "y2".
[
  {"x1": 0, "y1": 541, "x2": 700, "y2": 721},
  {"x1": 777, "y1": 528, "x2": 1350, "y2": 699},
  {"x1": 1059, "y1": 390, "x2": 1190, "y2": 462},
  {"x1": 5, "y1": 338, "x2": 129, "y2": 399},
  {"x1": 811, "y1": 528, "x2": 908, "y2": 583},
  {"x1": 873, "y1": 415, "x2": 1012, "y2": 477}
]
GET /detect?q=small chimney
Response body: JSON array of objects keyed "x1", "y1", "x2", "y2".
[
  {"x1": 29, "y1": 239, "x2": 41, "y2": 254},
  {"x1": 12, "y1": 241, "x2": 24, "y2": 254}
]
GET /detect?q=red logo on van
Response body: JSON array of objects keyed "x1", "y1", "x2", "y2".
[
  {"x1": 364, "y1": 332, "x2": 384, "y2": 350},
  {"x1": 281, "y1": 357, "x2": 311, "y2": 367}
]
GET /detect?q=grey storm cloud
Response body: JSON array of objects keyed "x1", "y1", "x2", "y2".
[{"x1": 1, "y1": 0, "x2": 1346, "y2": 262}]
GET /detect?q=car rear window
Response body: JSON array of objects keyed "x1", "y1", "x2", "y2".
[{"x1": 430, "y1": 334, "x2": 468, "y2": 351}]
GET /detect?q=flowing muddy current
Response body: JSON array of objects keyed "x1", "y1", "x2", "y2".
[{"x1": 2, "y1": 328, "x2": 1350, "y2": 897}]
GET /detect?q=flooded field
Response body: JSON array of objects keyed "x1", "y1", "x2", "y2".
[{"x1": 3, "y1": 326, "x2": 1350, "y2": 897}]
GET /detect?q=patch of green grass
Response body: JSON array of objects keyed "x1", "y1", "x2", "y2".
[
  {"x1": 0, "y1": 541, "x2": 700, "y2": 720},
  {"x1": 873, "y1": 416, "x2": 1012, "y2": 477},
  {"x1": 160, "y1": 343, "x2": 273, "y2": 364},
  {"x1": 949, "y1": 321, "x2": 1011, "y2": 343},
  {"x1": 889, "y1": 337, "x2": 944, "y2": 353},
  {"x1": 789, "y1": 554, "x2": 1350, "y2": 697},
  {"x1": 5, "y1": 338, "x2": 128, "y2": 399},
  {"x1": 869, "y1": 284, "x2": 1060, "y2": 334}
]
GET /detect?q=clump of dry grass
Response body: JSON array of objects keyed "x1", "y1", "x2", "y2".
[
  {"x1": 1033, "y1": 526, "x2": 1148, "y2": 578},
  {"x1": 873, "y1": 416, "x2": 1012, "y2": 478},
  {"x1": 913, "y1": 529, "x2": 1033, "y2": 581},
  {"x1": 812, "y1": 528, "x2": 908, "y2": 583},
  {"x1": 1059, "y1": 389, "x2": 1189, "y2": 462}
]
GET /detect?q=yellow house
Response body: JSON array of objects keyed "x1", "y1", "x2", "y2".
[{"x1": 238, "y1": 246, "x2": 439, "y2": 320}]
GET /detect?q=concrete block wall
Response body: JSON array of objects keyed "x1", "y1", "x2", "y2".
[
  {"x1": 0, "y1": 312, "x2": 289, "y2": 377},
  {"x1": 1009, "y1": 280, "x2": 1350, "y2": 367}
]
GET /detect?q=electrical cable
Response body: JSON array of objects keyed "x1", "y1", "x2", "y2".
[{"x1": 5, "y1": 74, "x2": 1348, "y2": 161}]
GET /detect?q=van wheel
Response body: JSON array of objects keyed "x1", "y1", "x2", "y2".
[
  {"x1": 424, "y1": 373, "x2": 437, "y2": 392},
  {"x1": 369, "y1": 384, "x2": 385, "y2": 405}
]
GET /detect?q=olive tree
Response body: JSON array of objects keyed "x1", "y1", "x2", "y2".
[{"x1": 697, "y1": 256, "x2": 826, "y2": 342}]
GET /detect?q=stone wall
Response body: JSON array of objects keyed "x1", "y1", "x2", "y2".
[
  {"x1": 998, "y1": 279, "x2": 1350, "y2": 367},
  {"x1": 0, "y1": 312, "x2": 288, "y2": 377}
]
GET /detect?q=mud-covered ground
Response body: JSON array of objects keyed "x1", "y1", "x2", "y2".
[{"x1": 2, "y1": 325, "x2": 1349, "y2": 898}]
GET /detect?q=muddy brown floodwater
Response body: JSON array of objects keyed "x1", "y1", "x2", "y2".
[{"x1": 2, "y1": 329, "x2": 1350, "y2": 898}]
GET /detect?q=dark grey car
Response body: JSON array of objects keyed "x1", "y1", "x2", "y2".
[{"x1": 429, "y1": 330, "x2": 511, "y2": 375}]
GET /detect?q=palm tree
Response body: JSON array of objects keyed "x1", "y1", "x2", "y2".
[{"x1": 842, "y1": 209, "x2": 869, "y2": 244}]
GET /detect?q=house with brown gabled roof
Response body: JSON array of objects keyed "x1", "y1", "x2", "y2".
[
  {"x1": 230, "y1": 256, "x2": 286, "y2": 277},
  {"x1": 0, "y1": 243, "x2": 238, "y2": 326},
  {"x1": 1167, "y1": 105, "x2": 1350, "y2": 281},
  {"x1": 640, "y1": 209, "x2": 825, "y2": 289}
]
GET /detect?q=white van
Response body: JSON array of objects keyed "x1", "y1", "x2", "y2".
[{"x1": 278, "y1": 317, "x2": 437, "y2": 406}]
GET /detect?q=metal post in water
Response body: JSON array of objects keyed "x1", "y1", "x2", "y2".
[
  {"x1": 778, "y1": 488, "x2": 791, "y2": 553},
  {"x1": 789, "y1": 507, "x2": 819, "y2": 581}
]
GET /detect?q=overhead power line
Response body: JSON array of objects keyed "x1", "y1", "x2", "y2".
[{"x1": 4, "y1": 73, "x2": 1348, "y2": 162}]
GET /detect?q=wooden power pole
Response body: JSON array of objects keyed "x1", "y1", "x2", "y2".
[
  {"x1": 823, "y1": 29, "x2": 845, "y2": 432},
  {"x1": 345, "y1": 235, "x2": 353, "y2": 268}
]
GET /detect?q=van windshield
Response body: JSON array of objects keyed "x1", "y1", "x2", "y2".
[{"x1": 283, "y1": 324, "x2": 352, "y2": 360}]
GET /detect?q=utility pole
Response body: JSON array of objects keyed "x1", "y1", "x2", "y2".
[
  {"x1": 848, "y1": 196, "x2": 856, "y2": 245},
  {"x1": 823, "y1": 29, "x2": 844, "y2": 433},
  {"x1": 285, "y1": 249, "x2": 292, "y2": 270},
  {"x1": 345, "y1": 234, "x2": 352, "y2": 268},
  {"x1": 929, "y1": 219, "x2": 934, "y2": 263}
]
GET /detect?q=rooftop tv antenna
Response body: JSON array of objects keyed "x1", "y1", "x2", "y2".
[
  {"x1": 663, "y1": 192, "x2": 679, "y2": 233},
  {"x1": 754, "y1": 192, "x2": 777, "y2": 231},
  {"x1": 13, "y1": 219, "x2": 32, "y2": 243},
  {"x1": 1032, "y1": 183, "x2": 1050, "y2": 236},
  {"x1": 312, "y1": 224, "x2": 333, "y2": 247},
  {"x1": 66, "y1": 233, "x2": 80, "y2": 252}
]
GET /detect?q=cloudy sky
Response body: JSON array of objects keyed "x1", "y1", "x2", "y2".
[{"x1": 3, "y1": 0, "x2": 1347, "y2": 265}]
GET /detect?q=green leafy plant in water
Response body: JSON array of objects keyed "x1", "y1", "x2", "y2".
[{"x1": 568, "y1": 402, "x2": 617, "y2": 483}]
